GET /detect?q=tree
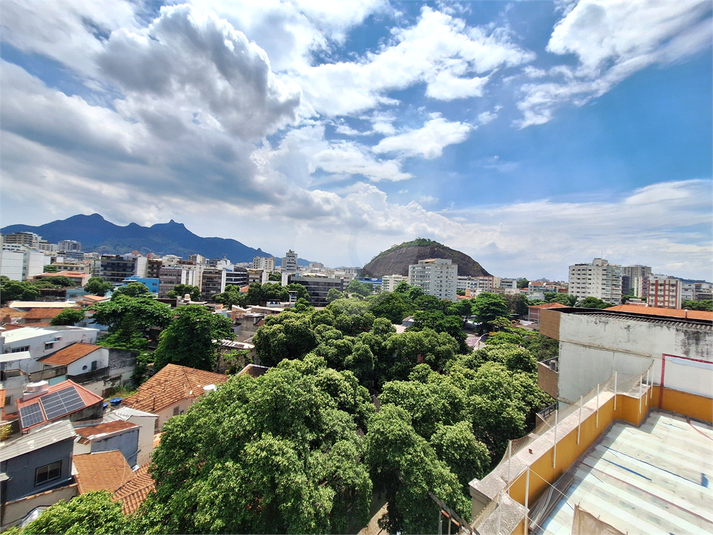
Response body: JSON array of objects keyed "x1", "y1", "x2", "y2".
[
  {"x1": 368, "y1": 292, "x2": 414, "y2": 324},
  {"x1": 84, "y1": 277, "x2": 113, "y2": 297},
  {"x1": 253, "y1": 313, "x2": 317, "y2": 366},
  {"x1": 326, "y1": 288, "x2": 345, "y2": 303},
  {"x1": 43, "y1": 265, "x2": 59, "y2": 273},
  {"x1": 154, "y1": 305, "x2": 234, "y2": 371},
  {"x1": 9, "y1": 491, "x2": 127, "y2": 535},
  {"x1": 394, "y1": 281, "x2": 424, "y2": 301},
  {"x1": 91, "y1": 295, "x2": 173, "y2": 337},
  {"x1": 112, "y1": 281, "x2": 151, "y2": 299},
  {"x1": 578, "y1": 296, "x2": 610, "y2": 309},
  {"x1": 286, "y1": 283, "x2": 309, "y2": 301},
  {"x1": 167, "y1": 283, "x2": 201, "y2": 301},
  {"x1": 682, "y1": 299, "x2": 713, "y2": 311},
  {"x1": 137, "y1": 358, "x2": 373, "y2": 534},
  {"x1": 50, "y1": 308, "x2": 85, "y2": 326},
  {"x1": 268, "y1": 272, "x2": 281, "y2": 282},
  {"x1": 347, "y1": 279, "x2": 373, "y2": 297},
  {"x1": 430, "y1": 421, "x2": 490, "y2": 489},
  {"x1": 544, "y1": 292, "x2": 574, "y2": 305},
  {"x1": 517, "y1": 278, "x2": 529, "y2": 289},
  {"x1": 504, "y1": 293, "x2": 530, "y2": 317},
  {"x1": 472, "y1": 292, "x2": 509, "y2": 329},
  {"x1": 0, "y1": 280, "x2": 40, "y2": 303}
]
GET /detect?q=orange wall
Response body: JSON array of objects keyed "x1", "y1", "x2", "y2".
[{"x1": 654, "y1": 385, "x2": 713, "y2": 423}]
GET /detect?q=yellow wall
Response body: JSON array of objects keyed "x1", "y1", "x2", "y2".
[{"x1": 507, "y1": 386, "x2": 710, "y2": 513}]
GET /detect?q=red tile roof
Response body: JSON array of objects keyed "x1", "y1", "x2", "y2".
[
  {"x1": 75, "y1": 420, "x2": 138, "y2": 444},
  {"x1": 605, "y1": 305, "x2": 713, "y2": 321},
  {"x1": 24, "y1": 308, "x2": 71, "y2": 320},
  {"x1": 113, "y1": 464, "x2": 155, "y2": 514},
  {"x1": 528, "y1": 303, "x2": 569, "y2": 310},
  {"x1": 40, "y1": 343, "x2": 102, "y2": 366},
  {"x1": 74, "y1": 451, "x2": 133, "y2": 494},
  {"x1": 122, "y1": 364, "x2": 228, "y2": 414}
]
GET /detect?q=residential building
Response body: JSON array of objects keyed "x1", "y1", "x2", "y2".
[
  {"x1": 74, "y1": 421, "x2": 140, "y2": 467},
  {"x1": 22, "y1": 250, "x2": 49, "y2": 281},
  {"x1": 103, "y1": 406, "x2": 158, "y2": 466},
  {"x1": 568, "y1": 258, "x2": 622, "y2": 304},
  {"x1": 408, "y1": 258, "x2": 458, "y2": 301},
  {"x1": 288, "y1": 274, "x2": 345, "y2": 307},
  {"x1": 253, "y1": 256, "x2": 275, "y2": 272},
  {"x1": 146, "y1": 258, "x2": 162, "y2": 279},
  {"x1": 527, "y1": 302, "x2": 568, "y2": 323},
  {"x1": 247, "y1": 268, "x2": 264, "y2": 285},
  {"x1": 100, "y1": 255, "x2": 138, "y2": 284},
  {"x1": 498, "y1": 278, "x2": 517, "y2": 290},
  {"x1": 621, "y1": 264, "x2": 651, "y2": 296},
  {"x1": 457, "y1": 275, "x2": 497, "y2": 294},
  {"x1": 200, "y1": 267, "x2": 226, "y2": 300},
  {"x1": 0, "y1": 250, "x2": 24, "y2": 281},
  {"x1": 33, "y1": 270, "x2": 91, "y2": 286},
  {"x1": 0, "y1": 420, "x2": 78, "y2": 529},
  {"x1": 281, "y1": 250, "x2": 298, "y2": 273},
  {"x1": 58, "y1": 240, "x2": 82, "y2": 252},
  {"x1": 120, "y1": 276, "x2": 160, "y2": 295},
  {"x1": 646, "y1": 275, "x2": 682, "y2": 309},
  {"x1": 158, "y1": 266, "x2": 182, "y2": 297},
  {"x1": 382, "y1": 274, "x2": 407, "y2": 293},
  {"x1": 15, "y1": 379, "x2": 104, "y2": 432},
  {"x1": 122, "y1": 364, "x2": 228, "y2": 430},
  {"x1": 225, "y1": 267, "x2": 248, "y2": 288},
  {"x1": 38, "y1": 343, "x2": 111, "y2": 396},
  {"x1": 2, "y1": 232, "x2": 41, "y2": 249}
]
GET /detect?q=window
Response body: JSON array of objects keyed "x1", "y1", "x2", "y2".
[
  {"x1": 173, "y1": 406, "x2": 180, "y2": 416},
  {"x1": 35, "y1": 461, "x2": 62, "y2": 486},
  {"x1": 11, "y1": 346, "x2": 30, "y2": 353},
  {"x1": 44, "y1": 342, "x2": 54, "y2": 350}
]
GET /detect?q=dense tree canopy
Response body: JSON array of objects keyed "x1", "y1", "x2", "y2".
[
  {"x1": 137, "y1": 357, "x2": 374, "y2": 534},
  {"x1": 91, "y1": 295, "x2": 173, "y2": 336},
  {"x1": 0, "y1": 279, "x2": 40, "y2": 303},
  {"x1": 84, "y1": 277, "x2": 114, "y2": 297},
  {"x1": 472, "y1": 292, "x2": 510, "y2": 329},
  {"x1": 167, "y1": 284, "x2": 201, "y2": 301},
  {"x1": 682, "y1": 299, "x2": 712, "y2": 311},
  {"x1": 50, "y1": 308, "x2": 86, "y2": 326},
  {"x1": 578, "y1": 296, "x2": 610, "y2": 309},
  {"x1": 153, "y1": 305, "x2": 234, "y2": 371},
  {"x1": 112, "y1": 281, "x2": 151, "y2": 299}
]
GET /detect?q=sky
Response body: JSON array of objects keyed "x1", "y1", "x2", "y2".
[{"x1": 1, "y1": 0, "x2": 711, "y2": 281}]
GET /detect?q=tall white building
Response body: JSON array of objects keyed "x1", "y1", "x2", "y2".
[
  {"x1": 281, "y1": 250, "x2": 298, "y2": 273},
  {"x1": 382, "y1": 274, "x2": 407, "y2": 293},
  {"x1": 568, "y1": 258, "x2": 622, "y2": 305},
  {"x1": 253, "y1": 256, "x2": 275, "y2": 272},
  {"x1": 408, "y1": 259, "x2": 458, "y2": 301}
]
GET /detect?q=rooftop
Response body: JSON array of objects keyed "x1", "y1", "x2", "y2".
[
  {"x1": 113, "y1": 464, "x2": 155, "y2": 514},
  {"x1": 605, "y1": 304, "x2": 713, "y2": 322},
  {"x1": 0, "y1": 420, "x2": 75, "y2": 462},
  {"x1": 40, "y1": 343, "x2": 102, "y2": 366},
  {"x1": 122, "y1": 364, "x2": 228, "y2": 414},
  {"x1": 73, "y1": 450, "x2": 133, "y2": 494},
  {"x1": 6, "y1": 301, "x2": 77, "y2": 310},
  {"x1": 24, "y1": 307, "x2": 75, "y2": 320},
  {"x1": 536, "y1": 412, "x2": 713, "y2": 534},
  {"x1": 1, "y1": 326, "x2": 95, "y2": 343},
  {"x1": 75, "y1": 420, "x2": 138, "y2": 444},
  {"x1": 16, "y1": 380, "x2": 104, "y2": 431}
]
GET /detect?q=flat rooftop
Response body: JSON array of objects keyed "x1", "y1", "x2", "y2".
[{"x1": 536, "y1": 411, "x2": 713, "y2": 535}]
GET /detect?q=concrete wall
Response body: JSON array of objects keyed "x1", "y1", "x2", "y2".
[
  {"x1": 86, "y1": 428, "x2": 140, "y2": 467},
  {"x1": 1, "y1": 483, "x2": 78, "y2": 530},
  {"x1": 556, "y1": 313, "x2": 713, "y2": 403},
  {"x1": 0, "y1": 439, "x2": 74, "y2": 502},
  {"x1": 65, "y1": 349, "x2": 109, "y2": 377}
]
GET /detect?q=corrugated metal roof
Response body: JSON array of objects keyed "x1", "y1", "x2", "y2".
[{"x1": 0, "y1": 420, "x2": 75, "y2": 462}]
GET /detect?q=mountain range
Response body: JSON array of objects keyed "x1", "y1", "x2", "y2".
[{"x1": 1, "y1": 214, "x2": 281, "y2": 264}]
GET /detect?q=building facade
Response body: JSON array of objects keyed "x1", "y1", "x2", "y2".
[
  {"x1": 647, "y1": 275, "x2": 682, "y2": 309},
  {"x1": 568, "y1": 258, "x2": 622, "y2": 305},
  {"x1": 408, "y1": 258, "x2": 458, "y2": 301},
  {"x1": 281, "y1": 250, "x2": 298, "y2": 273},
  {"x1": 382, "y1": 274, "x2": 407, "y2": 293}
]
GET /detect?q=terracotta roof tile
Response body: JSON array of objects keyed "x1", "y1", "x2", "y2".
[
  {"x1": 16, "y1": 380, "x2": 104, "y2": 430},
  {"x1": 24, "y1": 308, "x2": 71, "y2": 320},
  {"x1": 40, "y1": 343, "x2": 102, "y2": 366},
  {"x1": 605, "y1": 305, "x2": 713, "y2": 321},
  {"x1": 75, "y1": 420, "x2": 138, "y2": 444},
  {"x1": 122, "y1": 364, "x2": 228, "y2": 414},
  {"x1": 528, "y1": 303, "x2": 569, "y2": 310},
  {"x1": 74, "y1": 451, "x2": 133, "y2": 494},
  {"x1": 0, "y1": 307, "x2": 27, "y2": 318},
  {"x1": 113, "y1": 464, "x2": 155, "y2": 514}
]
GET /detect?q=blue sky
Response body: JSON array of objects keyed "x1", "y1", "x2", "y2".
[{"x1": 1, "y1": 0, "x2": 711, "y2": 280}]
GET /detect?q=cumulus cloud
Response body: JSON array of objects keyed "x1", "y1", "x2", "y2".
[
  {"x1": 97, "y1": 5, "x2": 301, "y2": 140},
  {"x1": 299, "y1": 6, "x2": 534, "y2": 116},
  {"x1": 372, "y1": 115, "x2": 472, "y2": 159},
  {"x1": 516, "y1": 0, "x2": 712, "y2": 127}
]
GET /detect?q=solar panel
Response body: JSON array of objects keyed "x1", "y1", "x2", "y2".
[
  {"x1": 19, "y1": 402, "x2": 45, "y2": 428},
  {"x1": 40, "y1": 386, "x2": 85, "y2": 421}
]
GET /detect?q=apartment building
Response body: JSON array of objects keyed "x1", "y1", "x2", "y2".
[
  {"x1": 408, "y1": 258, "x2": 458, "y2": 301},
  {"x1": 281, "y1": 250, "x2": 298, "y2": 273},
  {"x1": 568, "y1": 258, "x2": 622, "y2": 305},
  {"x1": 647, "y1": 275, "x2": 682, "y2": 309},
  {"x1": 621, "y1": 265, "x2": 651, "y2": 296},
  {"x1": 253, "y1": 256, "x2": 275, "y2": 272},
  {"x1": 382, "y1": 274, "x2": 407, "y2": 293}
]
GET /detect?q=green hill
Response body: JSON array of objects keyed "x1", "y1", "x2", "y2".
[{"x1": 361, "y1": 239, "x2": 491, "y2": 278}]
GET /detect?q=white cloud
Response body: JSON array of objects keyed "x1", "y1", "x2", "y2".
[
  {"x1": 372, "y1": 116, "x2": 472, "y2": 159},
  {"x1": 298, "y1": 6, "x2": 534, "y2": 116},
  {"x1": 516, "y1": 0, "x2": 712, "y2": 128},
  {"x1": 477, "y1": 110, "x2": 498, "y2": 125}
]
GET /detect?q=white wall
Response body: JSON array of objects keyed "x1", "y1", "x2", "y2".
[
  {"x1": 558, "y1": 314, "x2": 713, "y2": 403},
  {"x1": 0, "y1": 328, "x2": 99, "y2": 373},
  {"x1": 0, "y1": 250, "x2": 24, "y2": 280}
]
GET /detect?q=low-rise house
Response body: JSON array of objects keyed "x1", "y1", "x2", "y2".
[
  {"x1": 74, "y1": 421, "x2": 140, "y2": 467},
  {"x1": 16, "y1": 380, "x2": 104, "y2": 433},
  {"x1": 103, "y1": 407, "x2": 158, "y2": 466},
  {"x1": 113, "y1": 464, "x2": 154, "y2": 515},
  {"x1": 22, "y1": 308, "x2": 70, "y2": 325},
  {"x1": 73, "y1": 450, "x2": 133, "y2": 495},
  {"x1": 527, "y1": 302, "x2": 568, "y2": 323},
  {"x1": 122, "y1": 364, "x2": 228, "y2": 430},
  {"x1": 0, "y1": 420, "x2": 78, "y2": 529}
]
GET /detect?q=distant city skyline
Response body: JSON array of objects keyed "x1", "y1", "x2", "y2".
[{"x1": 1, "y1": 1, "x2": 711, "y2": 281}]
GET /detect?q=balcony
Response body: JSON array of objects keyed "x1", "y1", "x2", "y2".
[{"x1": 537, "y1": 357, "x2": 559, "y2": 399}]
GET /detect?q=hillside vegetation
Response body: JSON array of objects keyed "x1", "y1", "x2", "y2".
[{"x1": 361, "y1": 238, "x2": 491, "y2": 278}]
